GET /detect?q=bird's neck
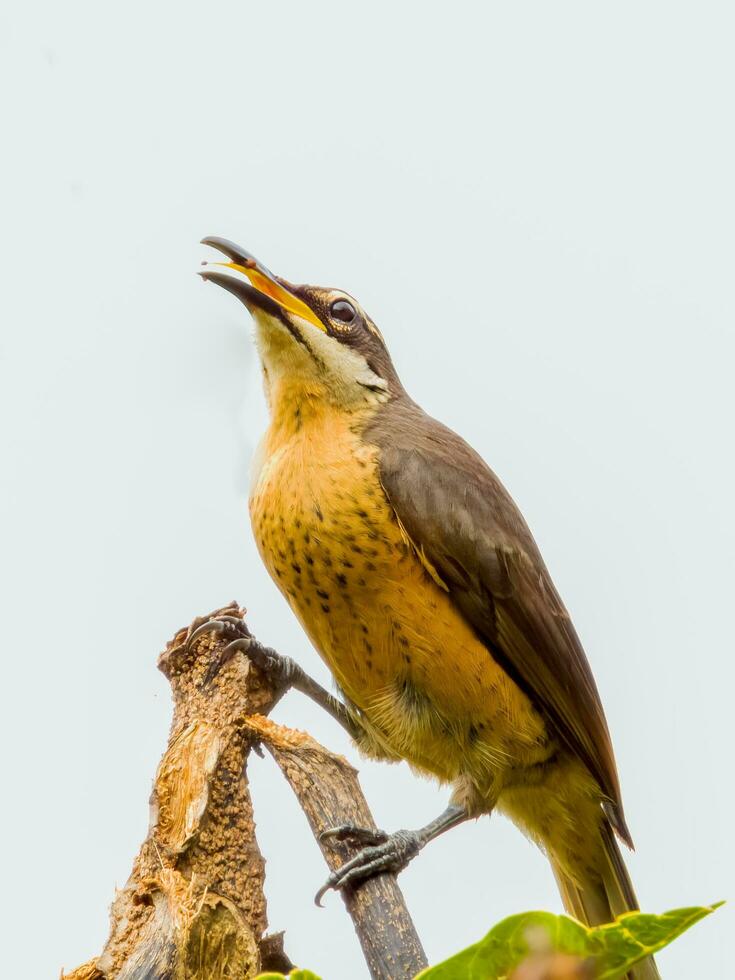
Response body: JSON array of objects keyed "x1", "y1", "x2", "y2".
[
  {"x1": 258, "y1": 345, "x2": 387, "y2": 443},
  {"x1": 264, "y1": 374, "x2": 332, "y2": 437}
]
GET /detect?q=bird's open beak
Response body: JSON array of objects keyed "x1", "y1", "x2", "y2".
[{"x1": 199, "y1": 237, "x2": 326, "y2": 332}]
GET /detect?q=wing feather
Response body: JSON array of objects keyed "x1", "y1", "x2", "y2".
[{"x1": 366, "y1": 397, "x2": 631, "y2": 845}]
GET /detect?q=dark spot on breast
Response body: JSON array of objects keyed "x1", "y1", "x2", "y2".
[
  {"x1": 356, "y1": 509, "x2": 368, "y2": 519},
  {"x1": 291, "y1": 563, "x2": 302, "y2": 575},
  {"x1": 399, "y1": 636, "x2": 409, "y2": 647},
  {"x1": 361, "y1": 624, "x2": 368, "y2": 634},
  {"x1": 397, "y1": 677, "x2": 431, "y2": 719},
  {"x1": 364, "y1": 639, "x2": 373, "y2": 653},
  {"x1": 316, "y1": 589, "x2": 329, "y2": 600},
  {"x1": 366, "y1": 562, "x2": 377, "y2": 572},
  {"x1": 340, "y1": 558, "x2": 354, "y2": 568},
  {"x1": 336, "y1": 573, "x2": 348, "y2": 587},
  {"x1": 365, "y1": 657, "x2": 373, "y2": 668},
  {"x1": 403, "y1": 653, "x2": 412, "y2": 664},
  {"x1": 306, "y1": 554, "x2": 314, "y2": 565},
  {"x1": 351, "y1": 544, "x2": 363, "y2": 554},
  {"x1": 321, "y1": 603, "x2": 330, "y2": 613},
  {"x1": 314, "y1": 503, "x2": 324, "y2": 522},
  {"x1": 294, "y1": 518, "x2": 301, "y2": 529}
]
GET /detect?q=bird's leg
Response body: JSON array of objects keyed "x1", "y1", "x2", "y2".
[
  {"x1": 315, "y1": 803, "x2": 469, "y2": 906},
  {"x1": 186, "y1": 616, "x2": 360, "y2": 737}
]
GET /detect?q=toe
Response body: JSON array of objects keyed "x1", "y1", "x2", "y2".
[
  {"x1": 222, "y1": 637, "x2": 252, "y2": 661},
  {"x1": 314, "y1": 832, "x2": 421, "y2": 906},
  {"x1": 331, "y1": 853, "x2": 396, "y2": 891},
  {"x1": 314, "y1": 845, "x2": 383, "y2": 905},
  {"x1": 187, "y1": 619, "x2": 226, "y2": 649},
  {"x1": 187, "y1": 616, "x2": 250, "y2": 652},
  {"x1": 320, "y1": 824, "x2": 388, "y2": 847}
]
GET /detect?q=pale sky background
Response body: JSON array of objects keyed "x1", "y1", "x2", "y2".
[{"x1": 1, "y1": 3, "x2": 733, "y2": 978}]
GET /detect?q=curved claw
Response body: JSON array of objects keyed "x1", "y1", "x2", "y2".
[
  {"x1": 221, "y1": 636, "x2": 252, "y2": 663},
  {"x1": 187, "y1": 619, "x2": 226, "y2": 649},
  {"x1": 319, "y1": 827, "x2": 344, "y2": 844},
  {"x1": 313, "y1": 847, "x2": 387, "y2": 907},
  {"x1": 319, "y1": 824, "x2": 388, "y2": 847},
  {"x1": 187, "y1": 616, "x2": 249, "y2": 651},
  {"x1": 314, "y1": 830, "x2": 422, "y2": 907},
  {"x1": 200, "y1": 637, "x2": 251, "y2": 686},
  {"x1": 314, "y1": 877, "x2": 336, "y2": 908}
]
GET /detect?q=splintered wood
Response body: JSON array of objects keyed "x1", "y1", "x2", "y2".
[{"x1": 63, "y1": 604, "x2": 285, "y2": 980}]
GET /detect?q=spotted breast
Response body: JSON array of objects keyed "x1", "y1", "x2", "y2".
[{"x1": 249, "y1": 401, "x2": 554, "y2": 808}]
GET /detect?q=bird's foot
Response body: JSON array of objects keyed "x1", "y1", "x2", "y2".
[
  {"x1": 315, "y1": 825, "x2": 422, "y2": 906},
  {"x1": 186, "y1": 615, "x2": 299, "y2": 689},
  {"x1": 320, "y1": 823, "x2": 389, "y2": 847}
]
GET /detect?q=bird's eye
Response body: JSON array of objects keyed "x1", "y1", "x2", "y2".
[{"x1": 330, "y1": 299, "x2": 357, "y2": 323}]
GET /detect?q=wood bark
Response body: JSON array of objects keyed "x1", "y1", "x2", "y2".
[
  {"x1": 246, "y1": 714, "x2": 428, "y2": 979},
  {"x1": 63, "y1": 604, "x2": 426, "y2": 980}
]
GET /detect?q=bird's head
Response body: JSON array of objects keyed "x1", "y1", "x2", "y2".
[{"x1": 200, "y1": 237, "x2": 401, "y2": 415}]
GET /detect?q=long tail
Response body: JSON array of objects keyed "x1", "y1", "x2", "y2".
[{"x1": 549, "y1": 820, "x2": 661, "y2": 980}]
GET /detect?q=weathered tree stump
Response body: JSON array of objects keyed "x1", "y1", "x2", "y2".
[
  {"x1": 63, "y1": 604, "x2": 426, "y2": 980},
  {"x1": 64, "y1": 604, "x2": 286, "y2": 980}
]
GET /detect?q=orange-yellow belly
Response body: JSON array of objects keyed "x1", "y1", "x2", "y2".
[{"x1": 249, "y1": 408, "x2": 553, "y2": 806}]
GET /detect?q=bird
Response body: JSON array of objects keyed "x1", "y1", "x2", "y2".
[{"x1": 198, "y1": 236, "x2": 659, "y2": 980}]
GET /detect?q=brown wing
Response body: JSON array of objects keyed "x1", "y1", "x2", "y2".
[{"x1": 366, "y1": 397, "x2": 632, "y2": 845}]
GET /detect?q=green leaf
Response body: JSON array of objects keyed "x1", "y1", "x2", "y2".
[
  {"x1": 591, "y1": 904, "x2": 722, "y2": 978},
  {"x1": 255, "y1": 971, "x2": 322, "y2": 980},
  {"x1": 416, "y1": 903, "x2": 722, "y2": 980}
]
